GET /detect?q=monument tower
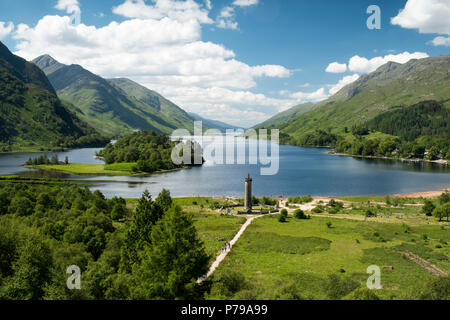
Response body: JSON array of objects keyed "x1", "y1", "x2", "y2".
[{"x1": 244, "y1": 174, "x2": 252, "y2": 211}]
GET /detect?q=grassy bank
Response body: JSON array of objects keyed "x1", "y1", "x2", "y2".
[{"x1": 28, "y1": 163, "x2": 132, "y2": 176}]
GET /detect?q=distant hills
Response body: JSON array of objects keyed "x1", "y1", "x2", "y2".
[
  {"x1": 0, "y1": 41, "x2": 108, "y2": 152},
  {"x1": 33, "y1": 55, "x2": 197, "y2": 138},
  {"x1": 188, "y1": 112, "x2": 244, "y2": 132},
  {"x1": 257, "y1": 55, "x2": 450, "y2": 146}
]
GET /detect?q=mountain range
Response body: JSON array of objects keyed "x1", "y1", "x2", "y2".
[
  {"x1": 33, "y1": 55, "x2": 197, "y2": 138},
  {"x1": 0, "y1": 41, "x2": 107, "y2": 152},
  {"x1": 188, "y1": 112, "x2": 244, "y2": 132},
  {"x1": 257, "y1": 55, "x2": 450, "y2": 145}
]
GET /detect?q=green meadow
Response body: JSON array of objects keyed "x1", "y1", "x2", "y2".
[{"x1": 207, "y1": 214, "x2": 449, "y2": 300}]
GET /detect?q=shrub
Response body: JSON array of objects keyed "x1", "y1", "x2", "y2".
[
  {"x1": 418, "y1": 277, "x2": 450, "y2": 300},
  {"x1": 325, "y1": 274, "x2": 360, "y2": 300},
  {"x1": 312, "y1": 205, "x2": 324, "y2": 213},
  {"x1": 279, "y1": 209, "x2": 288, "y2": 223},
  {"x1": 294, "y1": 209, "x2": 307, "y2": 219},
  {"x1": 326, "y1": 222, "x2": 332, "y2": 228},
  {"x1": 342, "y1": 288, "x2": 380, "y2": 300}
]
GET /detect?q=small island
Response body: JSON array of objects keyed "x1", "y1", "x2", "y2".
[{"x1": 25, "y1": 131, "x2": 203, "y2": 176}]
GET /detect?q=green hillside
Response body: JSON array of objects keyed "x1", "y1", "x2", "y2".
[
  {"x1": 255, "y1": 102, "x2": 315, "y2": 128},
  {"x1": 263, "y1": 56, "x2": 450, "y2": 145},
  {"x1": 0, "y1": 42, "x2": 108, "y2": 152},
  {"x1": 33, "y1": 56, "x2": 195, "y2": 138}
]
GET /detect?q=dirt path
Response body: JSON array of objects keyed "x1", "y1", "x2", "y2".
[
  {"x1": 402, "y1": 251, "x2": 448, "y2": 276},
  {"x1": 197, "y1": 214, "x2": 263, "y2": 283}
]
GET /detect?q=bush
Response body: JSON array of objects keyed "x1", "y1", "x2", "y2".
[
  {"x1": 325, "y1": 274, "x2": 360, "y2": 300},
  {"x1": 279, "y1": 209, "x2": 288, "y2": 223},
  {"x1": 312, "y1": 205, "x2": 324, "y2": 213},
  {"x1": 294, "y1": 209, "x2": 308, "y2": 220},
  {"x1": 422, "y1": 199, "x2": 436, "y2": 216},
  {"x1": 418, "y1": 277, "x2": 450, "y2": 300},
  {"x1": 342, "y1": 288, "x2": 380, "y2": 300}
]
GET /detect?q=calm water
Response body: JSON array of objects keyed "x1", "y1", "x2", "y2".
[{"x1": 0, "y1": 143, "x2": 449, "y2": 198}]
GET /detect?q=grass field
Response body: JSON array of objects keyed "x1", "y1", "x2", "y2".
[
  {"x1": 207, "y1": 213, "x2": 449, "y2": 300},
  {"x1": 29, "y1": 164, "x2": 133, "y2": 176}
]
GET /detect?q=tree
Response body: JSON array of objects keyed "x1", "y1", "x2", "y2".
[
  {"x1": 422, "y1": 200, "x2": 436, "y2": 217},
  {"x1": 9, "y1": 196, "x2": 33, "y2": 216},
  {"x1": 279, "y1": 209, "x2": 288, "y2": 222},
  {"x1": 120, "y1": 190, "x2": 164, "y2": 272},
  {"x1": 155, "y1": 189, "x2": 173, "y2": 212},
  {"x1": 294, "y1": 209, "x2": 307, "y2": 219},
  {"x1": 438, "y1": 191, "x2": 450, "y2": 205},
  {"x1": 433, "y1": 203, "x2": 450, "y2": 222},
  {"x1": 131, "y1": 206, "x2": 210, "y2": 299},
  {"x1": 111, "y1": 203, "x2": 127, "y2": 221},
  {"x1": 0, "y1": 237, "x2": 53, "y2": 300}
]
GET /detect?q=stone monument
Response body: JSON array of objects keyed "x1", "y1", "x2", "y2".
[{"x1": 244, "y1": 174, "x2": 252, "y2": 211}]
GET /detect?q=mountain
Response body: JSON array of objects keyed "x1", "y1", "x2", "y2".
[
  {"x1": 33, "y1": 55, "x2": 195, "y2": 138},
  {"x1": 187, "y1": 112, "x2": 244, "y2": 132},
  {"x1": 261, "y1": 55, "x2": 450, "y2": 145},
  {"x1": 0, "y1": 42, "x2": 108, "y2": 152},
  {"x1": 254, "y1": 102, "x2": 315, "y2": 128}
]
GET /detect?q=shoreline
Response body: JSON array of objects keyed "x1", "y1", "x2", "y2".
[
  {"x1": 329, "y1": 151, "x2": 449, "y2": 165},
  {"x1": 167, "y1": 188, "x2": 449, "y2": 200}
]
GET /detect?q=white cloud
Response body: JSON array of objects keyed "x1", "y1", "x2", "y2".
[
  {"x1": 289, "y1": 88, "x2": 329, "y2": 103},
  {"x1": 0, "y1": 22, "x2": 14, "y2": 40},
  {"x1": 55, "y1": 0, "x2": 81, "y2": 14},
  {"x1": 391, "y1": 0, "x2": 450, "y2": 35},
  {"x1": 113, "y1": 0, "x2": 213, "y2": 24},
  {"x1": 217, "y1": 6, "x2": 238, "y2": 30},
  {"x1": 329, "y1": 74, "x2": 360, "y2": 95},
  {"x1": 348, "y1": 51, "x2": 429, "y2": 73},
  {"x1": 325, "y1": 62, "x2": 347, "y2": 73},
  {"x1": 287, "y1": 73, "x2": 361, "y2": 103},
  {"x1": 12, "y1": 1, "x2": 293, "y2": 127},
  {"x1": 430, "y1": 36, "x2": 450, "y2": 46},
  {"x1": 233, "y1": 0, "x2": 259, "y2": 7},
  {"x1": 391, "y1": 0, "x2": 450, "y2": 46}
]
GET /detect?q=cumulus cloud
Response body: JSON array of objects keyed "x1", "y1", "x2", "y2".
[
  {"x1": 391, "y1": 0, "x2": 450, "y2": 46},
  {"x1": 233, "y1": 0, "x2": 259, "y2": 7},
  {"x1": 430, "y1": 36, "x2": 450, "y2": 46},
  {"x1": 329, "y1": 74, "x2": 360, "y2": 95},
  {"x1": 12, "y1": 1, "x2": 293, "y2": 127},
  {"x1": 391, "y1": 0, "x2": 450, "y2": 34},
  {"x1": 55, "y1": 0, "x2": 81, "y2": 14},
  {"x1": 0, "y1": 22, "x2": 14, "y2": 40},
  {"x1": 348, "y1": 51, "x2": 429, "y2": 73},
  {"x1": 112, "y1": 0, "x2": 213, "y2": 24},
  {"x1": 289, "y1": 88, "x2": 329, "y2": 103},
  {"x1": 217, "y1": 6, "x2": 238, "y2": 30},
  {"x1": 325, "y1": 62, "x2": 347, "y2": 73},
  {"x1": 287, "y1": 73, "x2": 361, "y2": 104}
]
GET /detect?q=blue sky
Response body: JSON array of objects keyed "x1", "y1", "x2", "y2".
[{"x1": 0, "y1": 0, "x2": 449, "y2": 127}]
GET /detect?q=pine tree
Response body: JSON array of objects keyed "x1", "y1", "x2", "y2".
[
  {"x1": 120, "y1": 190, "x2": 163, "y2": 273},
  {"x1": 131, "y1": 206, "x2": 210, "y2": 300}
]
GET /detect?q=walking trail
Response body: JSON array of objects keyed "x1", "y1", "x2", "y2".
[
  {"x1": 197, "y1": 214, "x2": 263, "y2": 283},
  {"x1": 402, "y1": 251, "x2": 448, "y2": 276}
]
